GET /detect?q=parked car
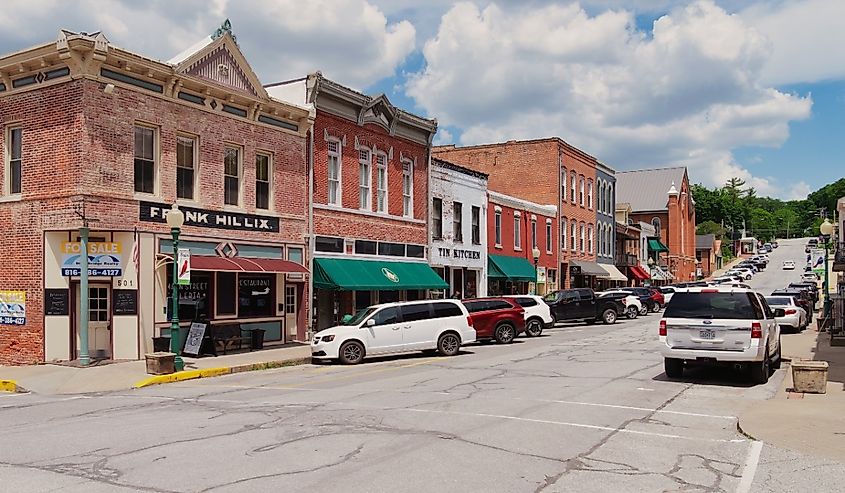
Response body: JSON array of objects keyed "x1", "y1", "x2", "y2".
[
  {"x1": 659, "y1": 286, "x2": 678, "y2": 305},
  {"x1": 808, "y1": 238, "x2": 819, "y2": 248},
  {"x1": 788, "y1": 282, "x2": 819, "y2": 306},
  {"x1": 782, "y1": 260, "x2": 795, "y2": 270},
  {"x1": 772, "y1": 241, "x2": 779, "y2": 249},
  {"x1": 737, "y1": 262, "x2": 759, "y2": 273},
  {"x1": 543, "y1": 288, "x2": 625, "y2": 325},
  {"x1": 801, "y1": 272, "x2": 819, "y2": 282},
  {"x1": 726, "y1": 268, "x2": 754, "y2": 280},
  {"x1": 660, "y1": 287, "x2": 783, "y2": 384},
  {"x1": 606, "y1": 287, "x2": 663, "y2": 313},
  {"x1": 503, "y1": 295, "x2": 554, "y2": 337},
  {"x1": 312, "y1": 300, "x2": 476, "y2": 364},
  {"x1": 462, "y1": 298, "x2": 526, "y2": 343},
  {"x1": 597, "y1": 291, "x2": 642, "y2": 319},
  {"x1": 771, "y1": 289, "x2": 814, "y2": 323},
  {"x1": 765, "y1": 296, "x2": 807, "y2": 332}
]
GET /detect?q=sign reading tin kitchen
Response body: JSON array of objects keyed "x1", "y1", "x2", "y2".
[
  {"x1": 436, "y1": 247, "x2": 481, "y2": 260},
  {"x1": 139, "y1": 202, "x2": 280, "y2": 233}
]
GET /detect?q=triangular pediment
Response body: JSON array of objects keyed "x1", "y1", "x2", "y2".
[
  {"x1": 173, "y1": 29, "x2": 268, "y2": 100},
  {"x1": 361, "y1": 95, "x2": 396, "y2": 130}
]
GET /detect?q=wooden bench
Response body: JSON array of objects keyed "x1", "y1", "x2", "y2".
[{"x1": 210, "y1": 323, "x2": 252, "y2": 355}]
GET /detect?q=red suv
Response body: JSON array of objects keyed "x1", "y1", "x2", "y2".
[
  {"x1": 649, "y1": 288, "x2": 665, "y2": 311},
  {"x1": 461, "y1": 298, "x2": 525, "y2": 344}
]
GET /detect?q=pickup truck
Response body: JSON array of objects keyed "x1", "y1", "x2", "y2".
[{"x1": 543, "y1": 288, "x2": 625, "y2": 325}]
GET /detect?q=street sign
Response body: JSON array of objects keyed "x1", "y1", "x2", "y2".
[{"x1": 177, "y1": 248, "x2": 191, "y2": 285}]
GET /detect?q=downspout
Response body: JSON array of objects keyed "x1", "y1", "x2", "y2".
[
  {"x1": 426, "y1": 123, "x2": 435, "y2": 299},
  {"x1": 307, "y1": 124, "x2": 314, "y2": 341},
  {"x1": 558, "y1": 148, "x2": 564, "y2": 289}
]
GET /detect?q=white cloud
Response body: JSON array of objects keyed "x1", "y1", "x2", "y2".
[
  {"x1": 785, "y1": 180, "x2": 812, "y2": 201},
  {"x1": 407, "y1": 0, "x2": 812, "y2": 195},
  {"x1": 0, "y1": 0, "x2": 415, "y2": 88},
  {"x1": 434, "y1": 128, "x2": 454, "y2": 145}
]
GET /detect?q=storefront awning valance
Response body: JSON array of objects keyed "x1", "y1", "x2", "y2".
[
  {"x1": 570, "y1": 260, "x2": 608, "y2": 277},
  {"x1": 599, "y1": 264, "x2": 628, "y2": 282},
  {"x1": 629, "y1": 265, "x2": 650, "y2": 280},
  {"x1": 191, "y1": 256, "x2": 308, "y2": 273},
  {"x1": 313, "y1": 258, "x2": 448, "y2": 291},
  {"x1": 488, "y1": 254, "x2": 537, "y2": 282},
  {"x1": 647, "y1": 238, "x2": 670, "y2": 252}
]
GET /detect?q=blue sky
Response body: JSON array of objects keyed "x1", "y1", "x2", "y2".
[{"x1": 1, "y1": 0, "x2": 842, "y2": 199}]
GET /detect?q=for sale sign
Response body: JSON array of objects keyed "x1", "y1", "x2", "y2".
[{"x1": 0, "y1": 290, "x2": 26, "y2": 326}]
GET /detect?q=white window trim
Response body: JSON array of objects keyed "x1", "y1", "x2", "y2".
[
  {"x1": 514, "y1": 214, "x2": 522, "y2": 250},
  {"x1": 133, "y1": 123, "x2": 160, "y2": 199},
  {"x1": 4, "y1": 125, "x2": 22, "y2": 198},
  {"x1": 561, "y1": 218, "x2": 567, "y2": 252},
  {"x1": 358, "y1": 147, "x2": 372, "y2": 211},
  {"x1": 546, "y1": 220, "x2": 553, "y2": 254},
  {"x1": 588, "y1": 179, "x2": 593, "y2": 210},
  {"x1": 561, "y1": 167, "x2": 567, "y2": 202},
  {"x1": 580, "y1": 223, "x2": 585, "y2": 253},
  {"x1": 402, "y1": 158, "x2": 414, "y2": 218},
  {"x1": 255, "y1": 150, "x2": 273, "y2": 211},
  {"x1": 175, "y1": 133, "x2": 200, "y2": 205},
  {"x1": 571, "y1": 173, "x2": 577, "y2": 203},
  {"x1": 571, "y1": 222, "x2": 577, "y2": 252},
  {"x1": 531, "y1": 218, "x2": 537, "y2": 250},
  {"x1": 579, "y1": 176, "x2": 585, "y2": 207},
  {"x1": 223, "y1": 144, "x2": 244, "y2": 209},
  {"x1": 588, "y1": 224, "x2": 594, "y2": 254},
  {"x1": 327, "y1": 139, "x2": 342, "y2": 207},
  {"x1": 376, "y1": 152, "x2": 388, "y2": 214},
  {"x1": 494, "y1": 210, "x2": 502, "y2": 247}
]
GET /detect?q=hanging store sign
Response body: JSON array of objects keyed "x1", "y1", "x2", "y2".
[
  {"x1": 177, "y1": 248, "x2": 191, "y2": 286},
  {"x1": 139, "y1": 202, "x2": 280, "y2": 233},
  {"x1": 60, "y1": 242, "x2": 123, "y2": 277},
  {"x1": 0, "y1": 290, "x2": 26, "y2": 325}
]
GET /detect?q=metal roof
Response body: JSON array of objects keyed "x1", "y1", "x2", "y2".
[
  {"x1": 615, "y1": 167, "x2": 687, "y2": 212},
  {"x1": 696, "y1": 234, "x2": 715, "y2": 250}
]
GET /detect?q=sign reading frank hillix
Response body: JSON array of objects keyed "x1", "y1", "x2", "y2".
[{"x1": 139, "y1": 202, "x2": 280, "y2": 233}]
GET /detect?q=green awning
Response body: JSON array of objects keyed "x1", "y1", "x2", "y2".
[
  {"x1": 488, "y1": 254, "x2": 537, "y2": 282},
  {"x1": 313, "y1": 258, "x2": 448, "y2": 291},
  {"x1": 648, "y1": 238, "x2": 670, "y2": 252}
]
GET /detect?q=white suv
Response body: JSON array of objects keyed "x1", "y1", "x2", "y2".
[
  {"x1": 504, "y1": 295, "x2": 554, "y2": 336},
  {"x1": 312, "y1": 300, "x2": 476, "y2": 364},
  {"x1": 659, "y1": 287, "x2": 783, "y2": 384}
]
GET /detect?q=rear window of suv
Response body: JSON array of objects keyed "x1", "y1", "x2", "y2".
[
  {"x1": 513, "y1": 297, "x2": 539, "y2": 308},
  {"x1": 663, "y1": 292, "x2": 761, "y2": 320}
]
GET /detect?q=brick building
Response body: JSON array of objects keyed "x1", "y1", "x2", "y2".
[
  {"x1": 595, "y1": 162, "x2": 626, "y2": 288},
  {"x1": 267, "y1": 73, "x2": 442, "y2": 331},
  {"x1": 486, "y1": 191, "x2": 558, "y2": 295},
  {"x1": 434, "y1": 138, "x2": 610, "y2": 289},
  {"x1": 616, "y1": 167, "x2": 697, "y2": 283},
  {"x1": 0, "y1": 26, "x2": 312, "y2": 365}
]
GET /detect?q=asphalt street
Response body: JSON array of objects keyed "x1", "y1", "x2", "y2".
[{"x1": 1, "y1": 238, "x2": 844, "y2": 492}]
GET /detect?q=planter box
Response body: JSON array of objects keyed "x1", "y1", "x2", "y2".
[
  {"x1": 145, "y1": 352, "x2": 176, "y2": 375},
  {"x1": 792, "y1": 360, "x2": 829, "y2": 394}
]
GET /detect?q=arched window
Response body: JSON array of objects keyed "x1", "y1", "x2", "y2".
[
  {"x1": 579, "y1": 176, "x2": 585, "y2": 206},
  {"x1": 587, "y1": 179, "x2": 594, "y2": 210},
  {"x1": 561, "y1": 167, "x2": 567, "y2": 202},
  {"x1": 561, "y1": 217, "x2": 567, "y2": 251},
  {"x1": 608, "y1": 183, "x2": 614, "y2": 215},
  {"x1": 652, "y1": 217, "x2": 662, "y2": 238},
  {"x1": 599, "y1": 181, "x2": 605, "y2": 214},
  {"x1": 598, "y1": 225, "x2": 604, "y2": 256}
]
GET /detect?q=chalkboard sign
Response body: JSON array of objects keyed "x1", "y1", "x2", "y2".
[
  {"x1": 44, "y1": 289, "x2": 69, "y2": 316},
  {"x1": 112, "y1": 290, "x2": 138, "y2": 315},
  {"x1": 183, "y1": 322, "x2": 208, "y2": 356}
]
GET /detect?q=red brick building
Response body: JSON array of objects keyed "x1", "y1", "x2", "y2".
[
  {"x1": 268, "y1": 73, "x2": 442, "y2": 331},
  {"x1": 616, "y1": 167, "x2": 697, "y2": 283},
  {"x1": 0, "y1": 26, "x2": 312, "y2": 365},
  {"x1": 434, "y1": 138, "x2": 606, "y2": 289},
  {"x1": 486, "y1": 191, "x2": 558, "y2": 295}
]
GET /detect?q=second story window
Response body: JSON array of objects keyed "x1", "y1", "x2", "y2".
[
  {"x1": 134, "y1": 125, "x2": 156, "y2": 194},
  {"x1": 176, "y1": 135, "x2": 196, "y2": 200},
  {"x1": 255, "y1": 153, "x2": 271, "y2": 210},
  {"x1": 579, "y1": 223, "x2": 585, "y2": 253},
  {"x1": 514, "y1": 213, "x2": 522, "y2": 249},
  {"x1": 570, "y1": 172, "x2": 577, "y2": 203},
  {"x1": 561, "y1": 167, "x2": 567, "y2": 202},
  {"x1": 652, "y1": 217, "x2": 662, "y2": 238},
  {"x1": 571, "y1": 222, "x2": 577, "y2": 252},
  {"x1": 579, "y1": 176, "x2": 585, "y2": 206},
  {"x1": 471, "y1": 206, "x2": 481, "y2": 245},
  {"x1": 402, "y1": 159, "x2": 413, "y2": 217},
  {"x1": 494, "y1": 209, "x2": 502, "y2": 246},
  {"x1": 561, "y1": 218, "x2": 567, "y2": 251},
  {"x1": 327, "y1": 140, "x2": 341, "y2": 206},
  {"x1": 376, "y1": 153, "x2": 387, "y2": 213},
  {"x1": 432, "y1": 197, "x2": 443, "y2": 239},
  {"x1": 546, "y1": 220, "x2": 553, "y2": 254},
  {"x1": 6, "y1": 127, "x2": 22, "y2": 195},
  {"x1": 531, "y1": 218, "x2": 537, "y2": 249},
  {"x1": 224, "y1": 146, "x2": 241, "y2": 206},
  {"x1": 588, "y1": 224, "x2": 594, "y2": 254},
  {"x1": 453, "y1": 201, "x2": 463, "y2": 242},
  {"x1": 358, "y1": 149, "x2": 371, "y2": 210},
  {"x1": 588, "y1": 179, "x2": 593, "y2": 209}
]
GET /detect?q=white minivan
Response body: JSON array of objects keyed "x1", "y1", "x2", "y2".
[{"x1": 311, "y1": 300, "x2": 476, "y2": 364}]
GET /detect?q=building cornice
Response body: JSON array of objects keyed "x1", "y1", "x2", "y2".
[{"x1": 488, "y1": 191, "x2": 557, "y2": 217}]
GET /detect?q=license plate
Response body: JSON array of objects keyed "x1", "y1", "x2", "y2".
[{"x1": 699, "y1": 329, "x2": 715, "y2": 340}]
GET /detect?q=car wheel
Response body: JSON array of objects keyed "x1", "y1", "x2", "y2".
[
  {"x1": 494, "y1": 323, "x2": 516, "y2": 344},
  {"x1": 772, "y1": 336, "x2": 782, "y2": 370},
  {"x1": 437, "y1": 332, "x2": 461, "y2": 356},
  {"x1": 750, "y1": 351, "x2": 770, "y2": 384},
  {"x1": 602, "y1": 309, "x2": 617, "y2": 324},
  {"x1": 650, "y1": 303, "x2": 661, "y2": 313},
  {"x1": 338, "y1": 341, "x2": 365, "y2": 365},
  {"x1": 525, "y1": 318, "x2": 543, "y2": 337},
  {"x1": 664, "y1": 358, "x2": 684, "y2": 378},
  {"x1": 626, "y1": 306, "x2": 639, "y2": 319},
  {"x1": 639, "y1": 306, "x2": 649, "y2": 316}
]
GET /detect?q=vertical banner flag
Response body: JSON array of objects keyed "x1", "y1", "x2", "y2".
[{"x1": 177, "y1": 248, "x2": 191, "y2": 285}]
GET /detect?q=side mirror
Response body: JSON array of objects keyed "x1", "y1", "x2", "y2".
[
  {"x1": 774, "y1": 308, "x2": 785, "y2": 318},
  {"x1": 365, "y1": 319, "x2": 376, "y2": 327},
  {"x1": 341, "y1": 314, "x2": 353, "y2": 324}
]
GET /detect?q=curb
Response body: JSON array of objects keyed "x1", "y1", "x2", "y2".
[
  {"x1": 0, "y1": 379, "x2": 25, "y2": 393},
  {"x1": 132, "y1": 357, "x2": 312, "y2": 389}
]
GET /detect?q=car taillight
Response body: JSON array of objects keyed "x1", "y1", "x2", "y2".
[
  {"x1": 622, "y1": 298, "x2": 628, "y2": 305},
  {"x1": 785, "y1": 309, "x2": 796, "y2": 315},
  {"x1": 659, "y1": 320, "x2": 667, "y2": 336},
  {"x1": 467, "y1": 315, "x2": 474, "y2": 328},
  {"x1": 751, "y1": 322, "x2": 762, "y2": 339}
]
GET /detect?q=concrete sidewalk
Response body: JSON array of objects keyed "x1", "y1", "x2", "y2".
[
  {"x1": 738, "y1": 326, "x2": 845, "y2": 463},
  {"x1": 0, "y1": 344, "x2": 312, "y2": 395}
]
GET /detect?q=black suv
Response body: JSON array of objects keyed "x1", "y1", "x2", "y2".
[{"x1": 544, "y1": 288, "x2": 625, "y2": 325}]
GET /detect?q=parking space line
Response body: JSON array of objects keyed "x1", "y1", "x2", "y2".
[
  {"x1": 523, "y1": 398, "x2": 736, "y2": 420},
  {"x1": 737, "y1": 440, "x2": 764, "y2": 493}
]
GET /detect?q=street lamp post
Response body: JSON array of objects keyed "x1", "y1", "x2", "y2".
[
  {"x1": 532, "y1": 247, "x2": 541, "y2": 295},
  {"x1": 166, "y1": 204, "x2": 185, "y2": 372},
  {"x1": 647, "y1": 257, "x2": 655, "y2": 286},
  {"x1": 820, "y1": 218, "x2": 834, "y2": 319}
]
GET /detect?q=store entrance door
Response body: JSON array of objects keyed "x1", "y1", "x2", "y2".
[
  {"x1": 75, "y1": 284, "x2": 111, "y2": 359},
  {"x1": 285, "y1": 285, "x2": 298, "y2": 341}
]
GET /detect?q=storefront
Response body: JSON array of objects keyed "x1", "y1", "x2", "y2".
[
  {"x1": 597, "y1": 264, "x2": 628, "y2": 290},
  {"x1": 569, "y1": 259, "x2": 608, "y2": 288},
  {"x1": 487, "y1": 254, "x2": 538, "y2": 295},
  {"x1": 312, "y1": 257, "x2": 448, "y2": 330}
]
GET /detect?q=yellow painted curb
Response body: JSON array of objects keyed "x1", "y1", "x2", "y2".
[
  {"x1": 133, "y1": 367, "x2": 231, "y2": 389},
  {"x1": 0, "y1": 379, "x2": 21, "y2": 393}
]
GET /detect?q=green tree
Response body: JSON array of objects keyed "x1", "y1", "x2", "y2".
[
  {"x1": 750, "y1": 208, "x2": 774, "y2": 241},
  {"x1": 696, "y1": 220, "x2": 726, "y2": 237}
]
